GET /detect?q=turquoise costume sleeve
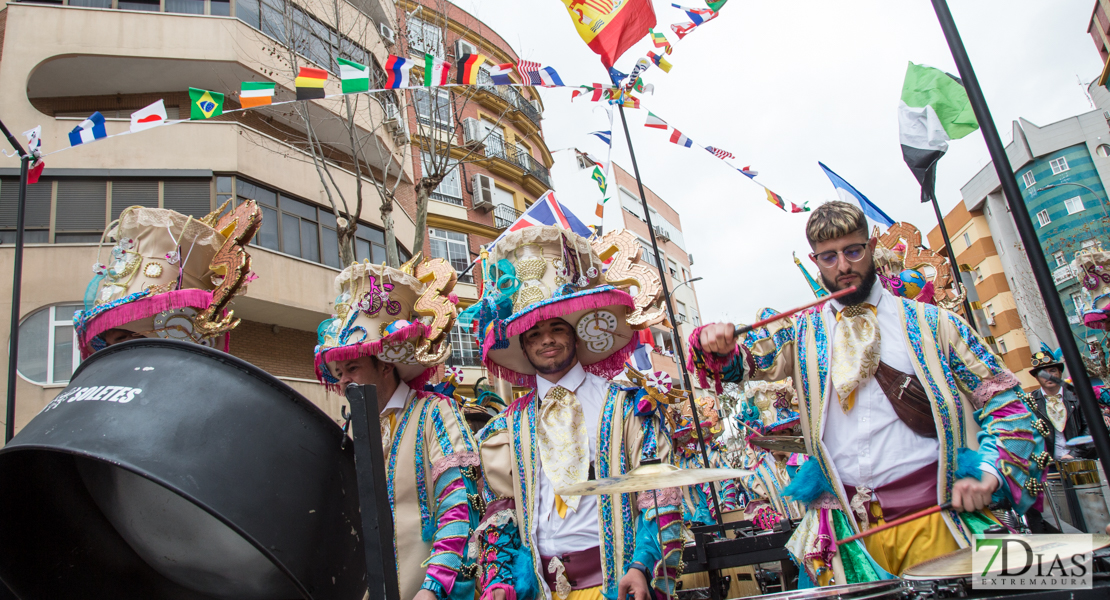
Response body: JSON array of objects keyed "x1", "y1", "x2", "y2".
[{"x1": 630, "y1": 503, "x2": 685, "y2": 597}]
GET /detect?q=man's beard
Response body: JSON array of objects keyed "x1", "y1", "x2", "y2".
[
  {"x1": 531, "y1": 343, "x2": 578, "y2": 375},
  {"x1": 821, "y1": 263, "x2": 878, "y2": 306}
]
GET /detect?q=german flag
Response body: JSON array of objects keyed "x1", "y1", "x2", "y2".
[
  {"x1": 295, "y1": 67, "x2": 328, "y2": 100},
  {"x1": 455, "y1": 54, "x2": 487, "y2": 85},
  {"x1": 765, "y1": 189, "x2": 786, "y2": 211}
]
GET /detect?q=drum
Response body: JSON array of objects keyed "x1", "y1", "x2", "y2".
[
  {"x1": 678, "y1": 565, "x2": 762, "y2": 599},
  {"x1": 730, "y1": 580, "x2": 904, "y2": 599},
  {"x1": 1060, "y1": 459, "x2": 1110, "y2": 532}
]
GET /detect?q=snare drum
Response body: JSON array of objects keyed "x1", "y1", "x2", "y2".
[
  {"x1": 730, "y1": 579, "x2": 904, "y2": 599},
  {"x1": 1059, "y1": 459, "x2": 1110, "y2": 532}
]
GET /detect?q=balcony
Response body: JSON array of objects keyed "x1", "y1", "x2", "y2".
[
  {"x1": 483, "y1": 133, "x2": 552, "y2": 189},
  {"x1": 494, "y1": 203, "x2": 523, "y2": 229},
  {"x1": 1053, "y1": 264, "x2": 1076, "y2": 285},
  {"x1": 447, "y1": 354, "x2": 482, "y2": 367},
  {"x1": 475, "y1": 84, "x2": 542, "y2": 128}
]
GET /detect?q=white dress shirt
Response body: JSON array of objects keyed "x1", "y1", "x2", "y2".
[
  {"x1": 382, "y1": 381, "x2": 411, "y2": 415},
  {"x1": 534, "y1": 362, "x2": 609, "y2": 556}
]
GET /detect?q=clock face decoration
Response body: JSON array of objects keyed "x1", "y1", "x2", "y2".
[{"x1": 577, "y1": 310, "x2": 618, "y2": 354}]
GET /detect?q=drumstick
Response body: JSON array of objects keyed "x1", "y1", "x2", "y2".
[
  {"x1": 836, "y1": 502, "x2": 952, "y2": 545},
  {"x1": 733, "y1": 286, "x2": 858, "y2": 337}
]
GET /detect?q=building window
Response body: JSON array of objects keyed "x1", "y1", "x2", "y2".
[
  {"x1": 1054, "y1": 251, "x2": 1066, "y2": 267},
  {"x1": 17, "y1": 304, "x2": 81, "y2": 386},
  {"x1": 638, "y1": 238, "x2": 659, "y2": 268},
  {"x1": 620, "y1": 189, "x2": 646, "y2": 221},
  {"x1": 680, "y1": 267, "x2": 690, "y2": 282},
  {"x1": 412, "y1": 88, "x2": 453, "y2": 131},
  {"x1": 429, "y1": 227, "x2": 472, "y2": 283},
  {"x1": 1098, "y1": 144, "x2": 1110, "y2": 158},
  {"x1": 1036, "y1": 210, "x2": 1051, "y2": 227},
  {"x1": 420, "y1": 152, "x2": 462, "y2": 205},
  {"x1": 1049, "y1": 157, "x2": 1069, "y2": 174},
  {"x1": 998, "y1": 338, "x2": 1008, "y2": 354},
  {"x1": 406, "y1": 17, "x2": 444, "y2": 58},
  {"x1": 1064, "y1": 196, "x2": 1085, "y2": 215},
  {"x1": 974, "y1": 266, "x2": 983, "y2": 280},
  {"x1": 447, "y1": 321, "x2": 481, "y2": 367},
  {"x1": 675, "y1": 300, "x2": 688, "y2": 324},
  {"x1": 667, "y1": 258, "x2": 678, "y2": 278},
  {"x1": 962, "y1": 232, "x2": 971, "y2": 248},
  {"x1": 235, "y1": 0, "x2": 377, "y2": 75},
  {"x1": 1072, "y1": 291, "x2": 1086, "y2": 314},
  {"x1": 1022, "y1": 171, "x2": 1036, "y2": 189},
  {"x1": 1083, "y1": 238, "x2": 1102, "y2": 251}
]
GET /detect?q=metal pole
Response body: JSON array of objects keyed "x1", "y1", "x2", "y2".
[
  {"x1": 616, "y1": 103, "x2": 726, "y2": 532},
  {"x1": 931, "y1": 0, "x2": 1110, "y2": 482},
  {"x1": 1037, "y1": 182, "x2": 1109, "y2": 220},
  {"x1": 0, "y1": 119, "x2": 29, "y2": 444},
  {"x1": 928, "y1": 195, "x2": 979, "y2": 329}
]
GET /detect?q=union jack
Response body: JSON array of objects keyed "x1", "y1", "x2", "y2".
[{"x1": 705, "y1": 146, "x2": 734, "y2": 160}]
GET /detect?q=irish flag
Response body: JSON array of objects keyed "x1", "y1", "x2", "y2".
[
  {"x1": 898, "y1": 62, "x2": 978, "y2": 203},
  {"x1": 560, "y1": 0, "x2": 656, "y2": 68},
  {"x1": 240, "y1": 81, "x2": 276, "y2": 108}
]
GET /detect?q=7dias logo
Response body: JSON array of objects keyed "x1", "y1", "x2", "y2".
[{"x1": 972, "y1": 534, "x2": 1094, "y2": 590}]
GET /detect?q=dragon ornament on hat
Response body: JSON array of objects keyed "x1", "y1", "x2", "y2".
[
  {"x1": 314, "y1": 256, "x2": 459, "y2": 391},
  {"x1": 73, "y1": 201, "x2": 262, "y2": 358},
  {"x1": 470, "y1": 226, "x2": 666, "y2": 385}
]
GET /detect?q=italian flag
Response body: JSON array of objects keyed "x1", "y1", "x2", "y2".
[
  {"x1": 644, "y1": 111, "x2": 667, "y2": 129},
  {"x1": 898, "y1": 62, "x2": 979, "y2": 203}
]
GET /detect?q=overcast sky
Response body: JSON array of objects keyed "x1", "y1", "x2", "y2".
[{"x1": 453, "y1": 0, "x2": 1105, "y2": 325}]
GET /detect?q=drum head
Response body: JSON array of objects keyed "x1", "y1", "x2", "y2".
[{"x1": 733, "y1": 579, "x2": 903, "y2": 599}]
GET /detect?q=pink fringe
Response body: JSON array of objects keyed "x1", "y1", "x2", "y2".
[
  {"x1": 972, "y1": 372, "x2": 1021, "y2": 410},
  {"x1": 685, "y1": 324, "x2": 740, "y2": 394},
  {"x1": 481, "y1": 584, "x2": 516, "y2": 600},
  {"x1": 479, "y1": 290, "x2": 636, "y2": 385},
  {"x1": 431, "y1": 451, "x2": 481, "y2": 482},
  {"x1": 80, "y1": 289, "x2": 215, "y2": 358},
  {"x1": 314, "y1": 321, "x2": 429, "y2": 384}
]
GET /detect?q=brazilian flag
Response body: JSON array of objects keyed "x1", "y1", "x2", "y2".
[
  {"x1": 189, "y1": 87, "x2": 224, "y2": 120},
  {"x1": 591, "y1": 166, "x2": 606, "y2": 195}
]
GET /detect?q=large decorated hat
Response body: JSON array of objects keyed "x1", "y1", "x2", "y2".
[
  {"x1": 314, "y1": 257, "x2": 458, "y2": 391},
  {"x1": 473, "y1": 226, "x2": 666, "y2": 385},
  {"x1": 1073, "y1": 248, "x2": 1110, "y2": 329},
  {"x1": 1030, "y1": 342, "x2": 1065, "y2": 376},
  {"x1": 872, "y1": 222, "x2": 965, "y2": 310},
  {"x1": 74, "y1": 201, "x2": 262, "y2": 358}
]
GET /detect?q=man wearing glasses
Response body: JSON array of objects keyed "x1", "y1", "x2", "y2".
[{"x1": 687, "y1": 201, "x2": 1045, "y2": 584}]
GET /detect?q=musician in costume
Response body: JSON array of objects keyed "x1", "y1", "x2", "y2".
[
  {"x1": 668, "y1": 395, "x2": 741, "y2": 527},
  {"x1": 1028, "y1": 344, "x2": 1088, "y2": 460},
  {"x1": 688, "y1": 202, "x2": 1046, "y2": 582},
  {"x1": 314, "y1": 258, "x2": 481, "y2": 600},
  {"x1": 733, "y1": 380, "x2": 805, "y2": 528},
  {"x1": 471, "y1": 225, "x2": 684, "y2": 600},
  {"x1": 74, "y1": 201, "x2": 262, "y2": 356}
]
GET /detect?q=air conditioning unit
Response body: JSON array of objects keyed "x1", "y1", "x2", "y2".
[
  {"x1": 462, "y1": 118, "x2": 484, "y2": 146},
  {"x1": 987, "y1": 315, "x2": 996, "y2": 326},
  {"x1": 687, "y1": 253, "x2": 694, "y2": 265},
  {"x1": 391, "y1": 120, "x2": 408, "y2": 144},
  {"x1": 380, "y1": 22, "x2": 396, "y2": 45},
  {"x1": 530, "y1": 99, "x2": 542, "y2": 114},
  {"x1": 455, "y1": 39, "x2": 478, "y2": 59},
  {"x1": 384, "y1": 99, "x2": 400, "y2": 122},
  {"x1": 653, "y1": 225, "x2": 670, "y2": 242},
  {"x1": 472, "y1": 173, "x2": 495, "y2": 211}
]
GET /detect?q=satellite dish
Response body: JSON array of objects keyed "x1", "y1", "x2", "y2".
[{"x1": 0, "y1": 340, "x2": 366, "y2": 599}]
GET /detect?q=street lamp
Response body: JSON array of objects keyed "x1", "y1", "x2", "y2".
[
  {"x1": 1036, "y1": 182, "x2": 1110, "y2": 219},
  {"x1": 673, "y1": 276, "x2": 703, "y2": 293}
]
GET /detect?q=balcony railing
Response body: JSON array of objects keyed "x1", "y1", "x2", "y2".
[
  {"x1": 1053, "y1": 264, "x2": 1076, "y2": 285},
  {"x1": 483, "y1": 133, "x2": 552, "y2": 188},
  {"x1": 476, "y1": 84, "x2": 542, "y2": 127},
  {"x1": 494, "y1": 203, "x2": 523, "y2": 229},
  {"x1": 447, "y1": 354, "x2": 482, "y2": 367}
]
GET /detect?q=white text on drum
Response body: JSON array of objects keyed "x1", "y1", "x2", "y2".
[{"x1": 43, "y1": 386, "x2": 143, "y2": 412}]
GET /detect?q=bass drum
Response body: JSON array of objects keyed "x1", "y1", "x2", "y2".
[{"x1": 0, "y1": 339, "x2": 365, "y2": 600}]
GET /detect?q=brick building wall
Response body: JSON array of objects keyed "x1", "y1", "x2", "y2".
[{"x1": 228, "y1": 319, "x2": 318, "y2": 380}]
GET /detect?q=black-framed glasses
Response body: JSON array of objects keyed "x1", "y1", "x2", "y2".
[{"x1": 812, "y1": 244, "x2": 868, "y2": 268}]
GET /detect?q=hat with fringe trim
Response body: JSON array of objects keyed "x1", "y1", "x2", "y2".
[
  {"x1": 1074, "y1": 248, "x2": 1110, "y2": 329},
  {"x1": 314, "y1": 257, "x2": 458, "y2": 391},
  {"x1": 473, "y1": 226, "x2": 667, "y2": 386},
  {"x1": 73, "y1": 201, "x2": 262, "y2": 358}
]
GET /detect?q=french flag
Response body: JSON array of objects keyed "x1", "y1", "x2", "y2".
[
  {"x1": 669, "y1": 128, "x2": 693, "y2": 148},
  {"x1": 68, "y1": 112, "x2": 107, "y2": 147},
  {"x1": 490, "y1": 190, "x2": 593, "y2": 249},
  {"x1": 385, "y1": 55, "x2": 413, "y2": 88},
  {"x1": 489, "y1": 63, "x2": 515, "y2": 85}
]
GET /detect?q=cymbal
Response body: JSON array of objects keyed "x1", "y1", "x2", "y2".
[
  {"x1": 749, "y1": 435, "x2": 807, "y2": 454},
  {"x1": 555, "y1": 463, "x2": 752, "y2": 496},
  {"x1": 902, "y1": 533, "x2": 1110, "y2": 580}
]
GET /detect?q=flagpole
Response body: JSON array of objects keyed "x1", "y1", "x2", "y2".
[
  {"x1": 0, "y1": 118, "x2": 29, "y2": 443},
  {"x1": 932, "y1": 0, "x2": 1110, "y2": 485},
  {"x1": 615, "y1": 103, "x2": 727, "y2": 533},
  {"x1": 927, "y1": 195, "x2": 981, "y2": 334}
]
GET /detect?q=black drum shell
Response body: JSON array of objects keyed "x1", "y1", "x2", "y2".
[{"x1": 0, "y1": 339, "x2": 365, "y2": 599}]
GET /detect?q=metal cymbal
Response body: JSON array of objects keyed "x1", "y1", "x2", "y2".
[
  {"x1": 902, "y1": 534, "x2": 1110, "y2": 580},
  {"x1": 749, "y1": 435, "x2": 808, "y2": 454},
  {"x1": 555, "y1": 463, "x2": 752, "y2": 496}
]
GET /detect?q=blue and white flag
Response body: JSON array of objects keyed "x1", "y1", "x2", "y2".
[
  {"x1": 68, "y1": 112, "x2": 107, "y2": 147},
  {"x1": 589, "y1": 130, "x2": 612, "y2": 146},
  {"x1": 818, "y1": 162, "x2": 895, "y2": 229}
]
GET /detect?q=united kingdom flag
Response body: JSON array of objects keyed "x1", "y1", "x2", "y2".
[{"x1": 489, "y1": 190, "x2": 593, "y2": 249}]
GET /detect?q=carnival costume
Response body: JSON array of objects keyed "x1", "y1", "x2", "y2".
[
  {"x1": 471, "y1": 226, "x2": 684, "y2": 600},
  {"x1": 1073, "y1": 248, "x2": 1110, "y2": 329},
  {"x1": 688, "y1": 282, "x2": 1046, "y2": 583},
  {"x1": 73, "y1": 201, "x2": 262, "y2": 357},
  {"x1": 733, "y1": 379, "x2": 805, "y2": 529},
  {"x1": 315, "y1": 258, "x2": 481, "y2": 600},
  {"x1": 668, "y1": 394, "x2": 740, "y2": 527}
]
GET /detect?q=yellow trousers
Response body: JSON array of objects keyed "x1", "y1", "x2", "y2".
[
  {"x1": 563, "y1": 586, "x2": 604, "y2": 600},
  {"x1": 859, "y1": 503, "x2": 960, "y2": 576}
]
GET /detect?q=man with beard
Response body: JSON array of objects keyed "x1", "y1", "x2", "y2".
[{"x1": 688, "y1": 202, "x2": 1045, "y2": 583}]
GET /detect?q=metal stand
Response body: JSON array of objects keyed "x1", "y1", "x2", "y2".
[
  {"x1": 927, "y1": 195, "x2": 979, "y2": 328},
  {"x1": 345, "y1": 383, "x2": 401, "y2": 600},
  {"x1": 615, "y1": 103, "x2": 726, "y2": 534},
  {"x1": 683, "y1": 519, "x2": 798, "y2": 600},
  {"x1": 0, "y1": 119, "x2": 29, "y2": 444},
  {"x1": 931, "y1": 0, "x2": 1110, "y2": 485}
]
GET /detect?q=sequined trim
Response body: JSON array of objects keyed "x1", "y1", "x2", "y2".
[{"x1": 386, "y1": 393, "x2": 420, "y2": 573}]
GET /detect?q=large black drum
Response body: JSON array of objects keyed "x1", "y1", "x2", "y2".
[{"x1": 0, "y1": 339, "x2": 365, "y2": 600}]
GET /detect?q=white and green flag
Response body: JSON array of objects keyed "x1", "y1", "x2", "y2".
[
  {"x1": 337, "y1": 57, "x2": 370, "y2": 94},
  {"x1": 898, "y1": 62, "x2": 979, "y2": 203}
]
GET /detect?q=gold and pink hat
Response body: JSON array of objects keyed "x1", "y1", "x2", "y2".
[{"x1": 73, "y1": 201, "x2": 262, "y2": 358}]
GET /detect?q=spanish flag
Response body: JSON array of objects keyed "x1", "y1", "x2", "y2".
[
  {"x1": 295, "y1": 67, "x2": 327, "y2": 100},
  {"x1": 560, "y1": 0, "x2": 656, "y2": 68},
  {"x1": 455, "y1": 53, "x2": 487, "y2": 85}
]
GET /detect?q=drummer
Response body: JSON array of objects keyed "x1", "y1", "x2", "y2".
[
  {"x1": 688, "y1": 202, "x2": 1046, "y2": 581},
  {"x1": 1029, "y1": 344, "x2": 1089, "y2": 460},
  {"x1": 472, "y1": 225, "x2": 684, "y2": 600}
]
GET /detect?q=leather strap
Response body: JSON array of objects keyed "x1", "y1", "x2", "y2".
[
  {"x1": 873, "y1": 361, "x2": 937, "y2": 438},
  {"x1": 540, "y1": 546, "x2": 603, "y2": 591}
]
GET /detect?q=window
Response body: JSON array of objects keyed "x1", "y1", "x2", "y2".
[
  {"x1": 1022, "y1": 171, "x2": 1035, "y2": 189},
  {"x1": 680, "y1": 267, "x2": 690, "y2": 282},
  {"x1": 620, "y1": 189, "x2": 646, "y2": 221},
  {"x1": 412, "y1": 88, "x2": 453, "y2": 131},
  {"x1": 638, "y1": 238, "x2": 659, "y2": 268},
  {"x1": 0, "y1": 177, "x2": 52, "y2": 245},
  {"x1": 667, "y1": 258, "x2": 678, "y2": 278},
  {"x1": 17, "y1": 304, "x2": 81, "y2": 386},
  {"x1": 234, "y1": 0, "x2": 376, "y2": 74},
  {"x1": 421, "y1": 152, "x2": 462, "y2": 205},
  {"x1": 1083, "y1": 238, "x2": 1102, "y2": 251},
  {"x1": 429, "y1": 228, "x2": 472, "y2": 283},
  {"x1": 1036, "y1": 210, "x2": 1051, "y2": 227},
  {"x1": 1054, "y1": 251, "x2": 1066, "y2": 268},
  {"x1": 1072, "y1": 291, "x2": 1086, "y2": 314},
  {"x1": 1064, "y1": 196, "x2": 1085, "y2": 215},
  {"x1": 985, "y1": 303, "x2": 995, "y2": 318},
  {"x1": 447, "y1": 321, "x2": 480, "y2": 367},
  {"x1": 1049, "y1": 157, "x2": 1069, "y2": 175},
  {"x1": 1098, "y1": 144, "x2": 1110, "y2": 158},
  {"x1": 675, "y1": 301, "x2": 688, "y2": 324},
  {"x1": 974, "y1": 267, "x2": 983, "y2": 281},
  {"x1": 406, "y1": 17, "x2": 443, "y2": 58},
  {"x1": 998, "y1": 338, "x2": 1008, "y2": 354},
  {"x1": 962, "y1": 232, "x2": 971, "y2": 248}
]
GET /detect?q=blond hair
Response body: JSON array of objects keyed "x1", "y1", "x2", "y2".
[{"x1": 805, "y1": 201, "x2": 868, "y2": 248}]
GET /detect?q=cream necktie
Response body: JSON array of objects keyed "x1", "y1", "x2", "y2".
[
  {"x1": 537, "y1": 385, "x2": 589, "y2": 513},
  {"x1": 831, "y1": 304, "x2": 881, "y2": 413},
  {"x1": 381, "y1": 409, "x2": 398, "y2": 453},
  {"x1": 1045, "y1": 393, "x2": 1067, "y2": 432}
]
